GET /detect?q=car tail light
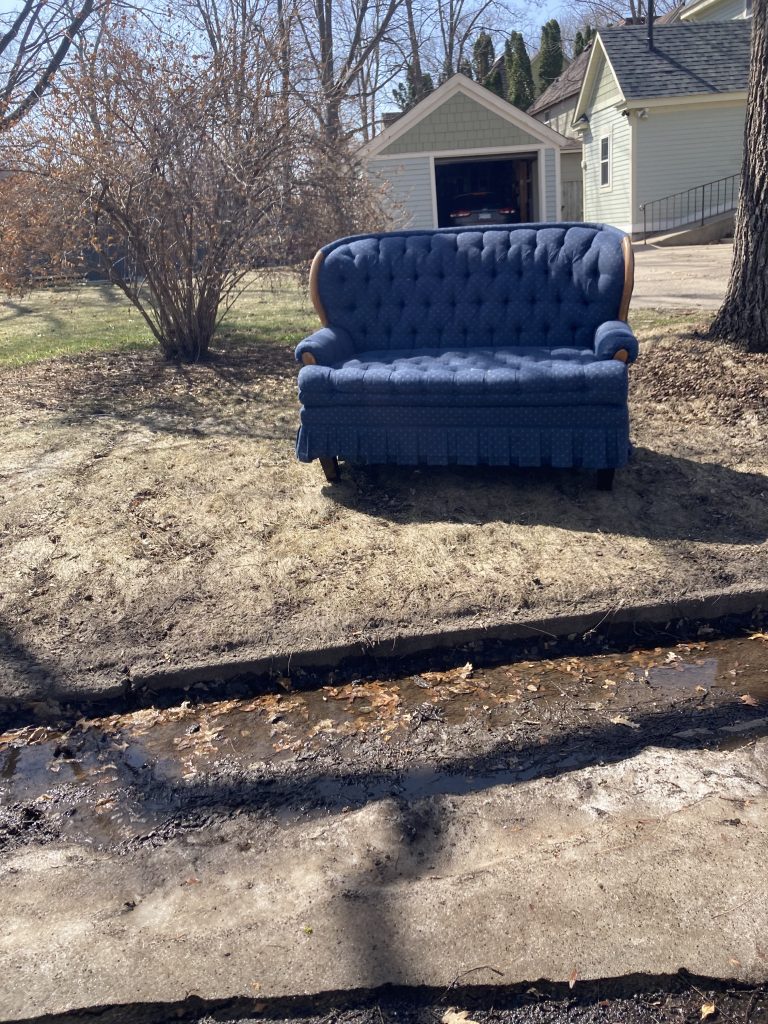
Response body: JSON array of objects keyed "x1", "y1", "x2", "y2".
[
  {"x1": 451, "y1": 210, "x2": 471, "y2": 218},
  {"x1": 499, "y1": 207, "x2": 516, "y2": 214}
]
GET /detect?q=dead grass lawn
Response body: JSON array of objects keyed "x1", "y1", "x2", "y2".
[{"x1": 1, "y1": 306, "x2": 767, "y2": 704}]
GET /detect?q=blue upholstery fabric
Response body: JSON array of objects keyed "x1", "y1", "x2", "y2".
[
  {"x1": 299, "y1": 347, "x2": 628, "y2": 408},
  {"x1": 314, "y1": 224, "x2": 626, "y2": 352},
  {"x1": 295, "y1": 223, "x2": 636, "y2": 471},
  {"x1": 295, "y1": 326, "x2": 354, "y2": 367},
  {"x1": 594, "y1": 321, "x2": 639, "y2": 363}
]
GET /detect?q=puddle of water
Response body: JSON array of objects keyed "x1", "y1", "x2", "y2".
[{"x1": 1, "y1": 635, "x2": 767, "y2": 845}]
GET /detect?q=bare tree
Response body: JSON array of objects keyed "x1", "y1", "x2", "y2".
[
  {"x1": 0, "y1": 0, "x2": 96, "y2": 131},
  {"x1": 294, "y1": 0, "x2": 404, "y2": 139},
  {"x1": 710, "y1": 0, "x2": 768, "y2": 353},
  {"x1": 560, "y1": 0, "x2": 678, "y2": 26},
  {"x1": 1, "y1": 12, "x2": 389, "y2": 360}
]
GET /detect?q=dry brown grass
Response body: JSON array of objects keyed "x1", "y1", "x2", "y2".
[{"x1": 1, "y1": 312, "x2": 767, "y2": 703}]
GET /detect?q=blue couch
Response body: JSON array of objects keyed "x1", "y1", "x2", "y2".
[{"x1": 295, "y1": 223, "x2": 637, "y2": 488}]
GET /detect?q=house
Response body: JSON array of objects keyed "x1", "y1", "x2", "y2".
[
  {"x1": 572, "y1": 22, "x2": 751, "y2": 236},
  {"x1": 675, "y1": 0, "x2": 752, "y2": 21},
  {"x1": 527, "y1": 47, "x2": 593, "y2": 220},
  {"x1": 360, "y1": 73, "x2": 570, "y2": 230}
]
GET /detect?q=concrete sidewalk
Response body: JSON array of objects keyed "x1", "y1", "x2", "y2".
[
  {"x1": 3, "y1": 739, "x2": 767, "y2": 1021},
  {"x1": 632, "y1": 242, "x2": 733, "y2": 310}
]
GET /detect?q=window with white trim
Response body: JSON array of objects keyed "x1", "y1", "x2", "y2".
[{"x1": 600, "y1": 136, "x2": 610, "y2": 187}]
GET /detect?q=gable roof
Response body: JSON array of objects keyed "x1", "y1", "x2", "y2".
[
  {"x1": 360, "y1": 73, "x2": 570, "y2": 159},
  {"x1": 528, "y1": 46, "x2": 592, "y2": 116},
  {"x1": 600, "y1": 22, "x2": 750, "y2": 99}
]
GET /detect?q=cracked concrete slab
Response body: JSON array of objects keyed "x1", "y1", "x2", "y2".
[{"x1": 2, "y1": 740, "x2": 767, "y2": 1021}]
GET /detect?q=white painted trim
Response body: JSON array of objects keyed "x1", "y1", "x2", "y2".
[
  {"x1": 629, "y1": 109, "x2": 637, "y2": 234},
  {"x1": 599, "y1": 131, "x2": 612, "y2": 192},
  {"x1": 428, "y1": 154, "x2": 439, "y2": 228},
  {"x1": 573, "y1": 36, "x2": 626, "y2": 123},
  {"x1": 537, "y1": 149, "x2": 546, "y2": 219},
  {"x1": 360, "y1": 73, "x2": 570, "y2": 160},
  {"x1": 619, "y1": 91, "x2": 747, "y2": 111},
  {"x1": 371, "y1": 143, "x2": 545, "y2": 161},
  {"x1": 554, "y1": 148, "x2": 562, "y2": 219}
]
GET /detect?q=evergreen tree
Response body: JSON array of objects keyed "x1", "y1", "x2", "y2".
[
  {"x1": 471, "y1": 32, "x2": 503, "y2": 95},
  {"x1": 392, "y1": 64, "x2": 434, "y2": 112},
  {"x1": 574, "y1": 24, "x2": 596, "y2": 57},
  {"x1": 457, "y1": 56, "x2": 473, "y2": 78},
  {"x1": 537, "y1": 19, "x2": 564, "y2": 93},
  {"x1": 504, "y1": 31, "x2": 535, "y2": 110}
]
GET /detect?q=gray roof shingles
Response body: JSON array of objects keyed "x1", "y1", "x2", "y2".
[{"x1": 600, "y1": 22, "x2": 751, "y2": 99}]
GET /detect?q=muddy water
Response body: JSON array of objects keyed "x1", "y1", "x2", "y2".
[{"x1": 2, "y1": 635, "x2": 767, "y2": 848}]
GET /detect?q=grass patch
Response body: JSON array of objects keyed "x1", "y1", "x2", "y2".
[{"x1": 0, "y1": 271, "x2": 317, "y2": 368}]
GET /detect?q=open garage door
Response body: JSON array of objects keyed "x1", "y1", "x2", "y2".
[{"x1": 434, "y1": 154, "x2": 537, "y2": 229}]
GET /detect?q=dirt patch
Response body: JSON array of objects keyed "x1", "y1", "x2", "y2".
[{"x1": 1, "y1": 318, "x2": 767, "y2": 705}]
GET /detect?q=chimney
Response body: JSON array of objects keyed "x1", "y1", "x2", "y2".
[{"x1": 647, "y1": 0, "x2": 655, "y2": 49}]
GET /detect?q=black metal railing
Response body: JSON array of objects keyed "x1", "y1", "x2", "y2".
[{"x1": 639, "y1": 172, "x2": 740, "y2": 242}]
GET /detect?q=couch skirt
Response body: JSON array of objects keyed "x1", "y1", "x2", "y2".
[{"x1": 296, "y1": 405, "x2": 630, "y2": 469}]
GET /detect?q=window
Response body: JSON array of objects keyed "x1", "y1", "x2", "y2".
[{"x1": 600, "y1": 136, "x2": 610, "y2": 187}]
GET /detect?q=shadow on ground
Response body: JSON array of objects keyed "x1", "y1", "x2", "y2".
[{"x1": 324, "y1": 446, "x2": 768, "y2": 545}]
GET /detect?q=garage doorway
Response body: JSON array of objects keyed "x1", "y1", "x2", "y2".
[{"x1": 434, "y1": 154, "x2": 537, "y2": 228}]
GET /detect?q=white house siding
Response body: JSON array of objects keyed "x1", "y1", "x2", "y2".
[
  {"x1": 561, "y1": 151, "x2": 584, "y2": 219},
  {"x1": 367, "y1": 156, "x2": 434, "y2": 229},
  {"x1": 534, "y1": 96, "x2": 580, "y2": 140},
  {"x1": 544, "y1": 148, "x2": 558, "y2": 219},
  {"x1": 681, "y1": 0, "x2": 749, "y2": 21},
  {"x1": 581, "y1": 55, "x2": 633, "y2": 232},
  {"x1": 632, "y1": 101, "x2": 745, "y2": 232}
]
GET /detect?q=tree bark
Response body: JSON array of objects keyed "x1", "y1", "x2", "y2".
[{"x1": 710, "y1": 0, "x2": 768, "y2": 353}]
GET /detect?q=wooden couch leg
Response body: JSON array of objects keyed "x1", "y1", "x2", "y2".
[
  {"x1": 319, "y1": 457, "x2": 340, "y2": 483},
  {"x1": 596, "y1": 468, "x2": 615, "y2": 491}
]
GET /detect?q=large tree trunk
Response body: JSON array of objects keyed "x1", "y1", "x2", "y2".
[{"x1": 710, "y1": 0, "x2": 768, "y2": 353}]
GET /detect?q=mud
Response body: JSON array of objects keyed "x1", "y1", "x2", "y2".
[
  {"x1": 13, "y1": 979, "x2": 768, "y2": 1024},
  {"x1": 2, "y1": 631, "x2": 767, "y2": 856}
]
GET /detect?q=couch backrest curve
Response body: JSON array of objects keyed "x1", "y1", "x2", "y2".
[{"x1": 316, "y1": 223, "x2": 627, "y2": 352}]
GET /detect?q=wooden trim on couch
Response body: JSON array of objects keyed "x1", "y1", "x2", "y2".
[
  {"x1": 309, "y1": 250, "x2": 328, "y2": 326},
  {"x1": 301, "y1": 352, "x2": 317, "y2": 365},
  {"x1": 619, "y1": 234, "x2": 634, "y2": 322}
]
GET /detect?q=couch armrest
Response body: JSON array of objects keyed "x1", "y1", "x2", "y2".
[
  {"x1": 295, "y1": 326, "x2": 354, "y2": 367},
  {"x1": 594, "y1": 321, "x2": 639, "y2": 364}
]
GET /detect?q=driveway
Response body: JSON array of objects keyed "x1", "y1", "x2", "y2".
[{"x1": 632, "y1": 241, "x2": 733, "y2": 310}]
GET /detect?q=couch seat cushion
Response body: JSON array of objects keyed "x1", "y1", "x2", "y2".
[{"x1": 298, "y1": 347, "x2": 627, "y2": 408}]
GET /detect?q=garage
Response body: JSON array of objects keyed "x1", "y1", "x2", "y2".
[
  {"x1": 433, "y1": 153, "x2": 537, "y2": 227},
  {"x1": 361, "y1": 74, "x2": 569, "y2": 230}
]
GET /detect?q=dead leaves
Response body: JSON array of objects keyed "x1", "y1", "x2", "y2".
[
  {"x1": 442, "y1": 1011, "x2": 479, "y2": 1024},
  {"x1": 700, "y1": 1001, "x2": 717, "y2": 1020},
  {"x1": 740, "y1": 693, "x2": 760, "y2": 707}
]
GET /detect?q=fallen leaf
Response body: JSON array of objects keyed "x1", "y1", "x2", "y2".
[
  {"x1": 695, "y1": 685, "x2": 708, "y2": 694},
  {"x1": 610, "y1": 714, "x2": 641, "y2": 730},
  {"x1": 442, "y1": 1011, "x2": 479, "y2": 1024},
  {"x1": 747, "y1": 632, "x2": 768, "y2": 641},
  {"x1": 728, "y1": 958, "x2": 742, "y2": 967},
  {"x1": 526, "y1": 684, "x2": 539, "y2": 692},
  {"x1": 700, "y1": 1002, "x2": 716, "y2": 1020},
  {"x1": 740, "y1": 694, "x2": 760, "y2": 707},
  {"x1": 568, "y1": 969, "x2": 577, "y2": 989}
]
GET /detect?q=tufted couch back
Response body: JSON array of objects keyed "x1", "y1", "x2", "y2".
[{"x1": 314, "y1": 223, "x2": 628, "y2": 353}]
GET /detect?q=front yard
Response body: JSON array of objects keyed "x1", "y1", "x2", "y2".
[{"x1": 1, "y1": 279, "x2": 767, "y2": 705}]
